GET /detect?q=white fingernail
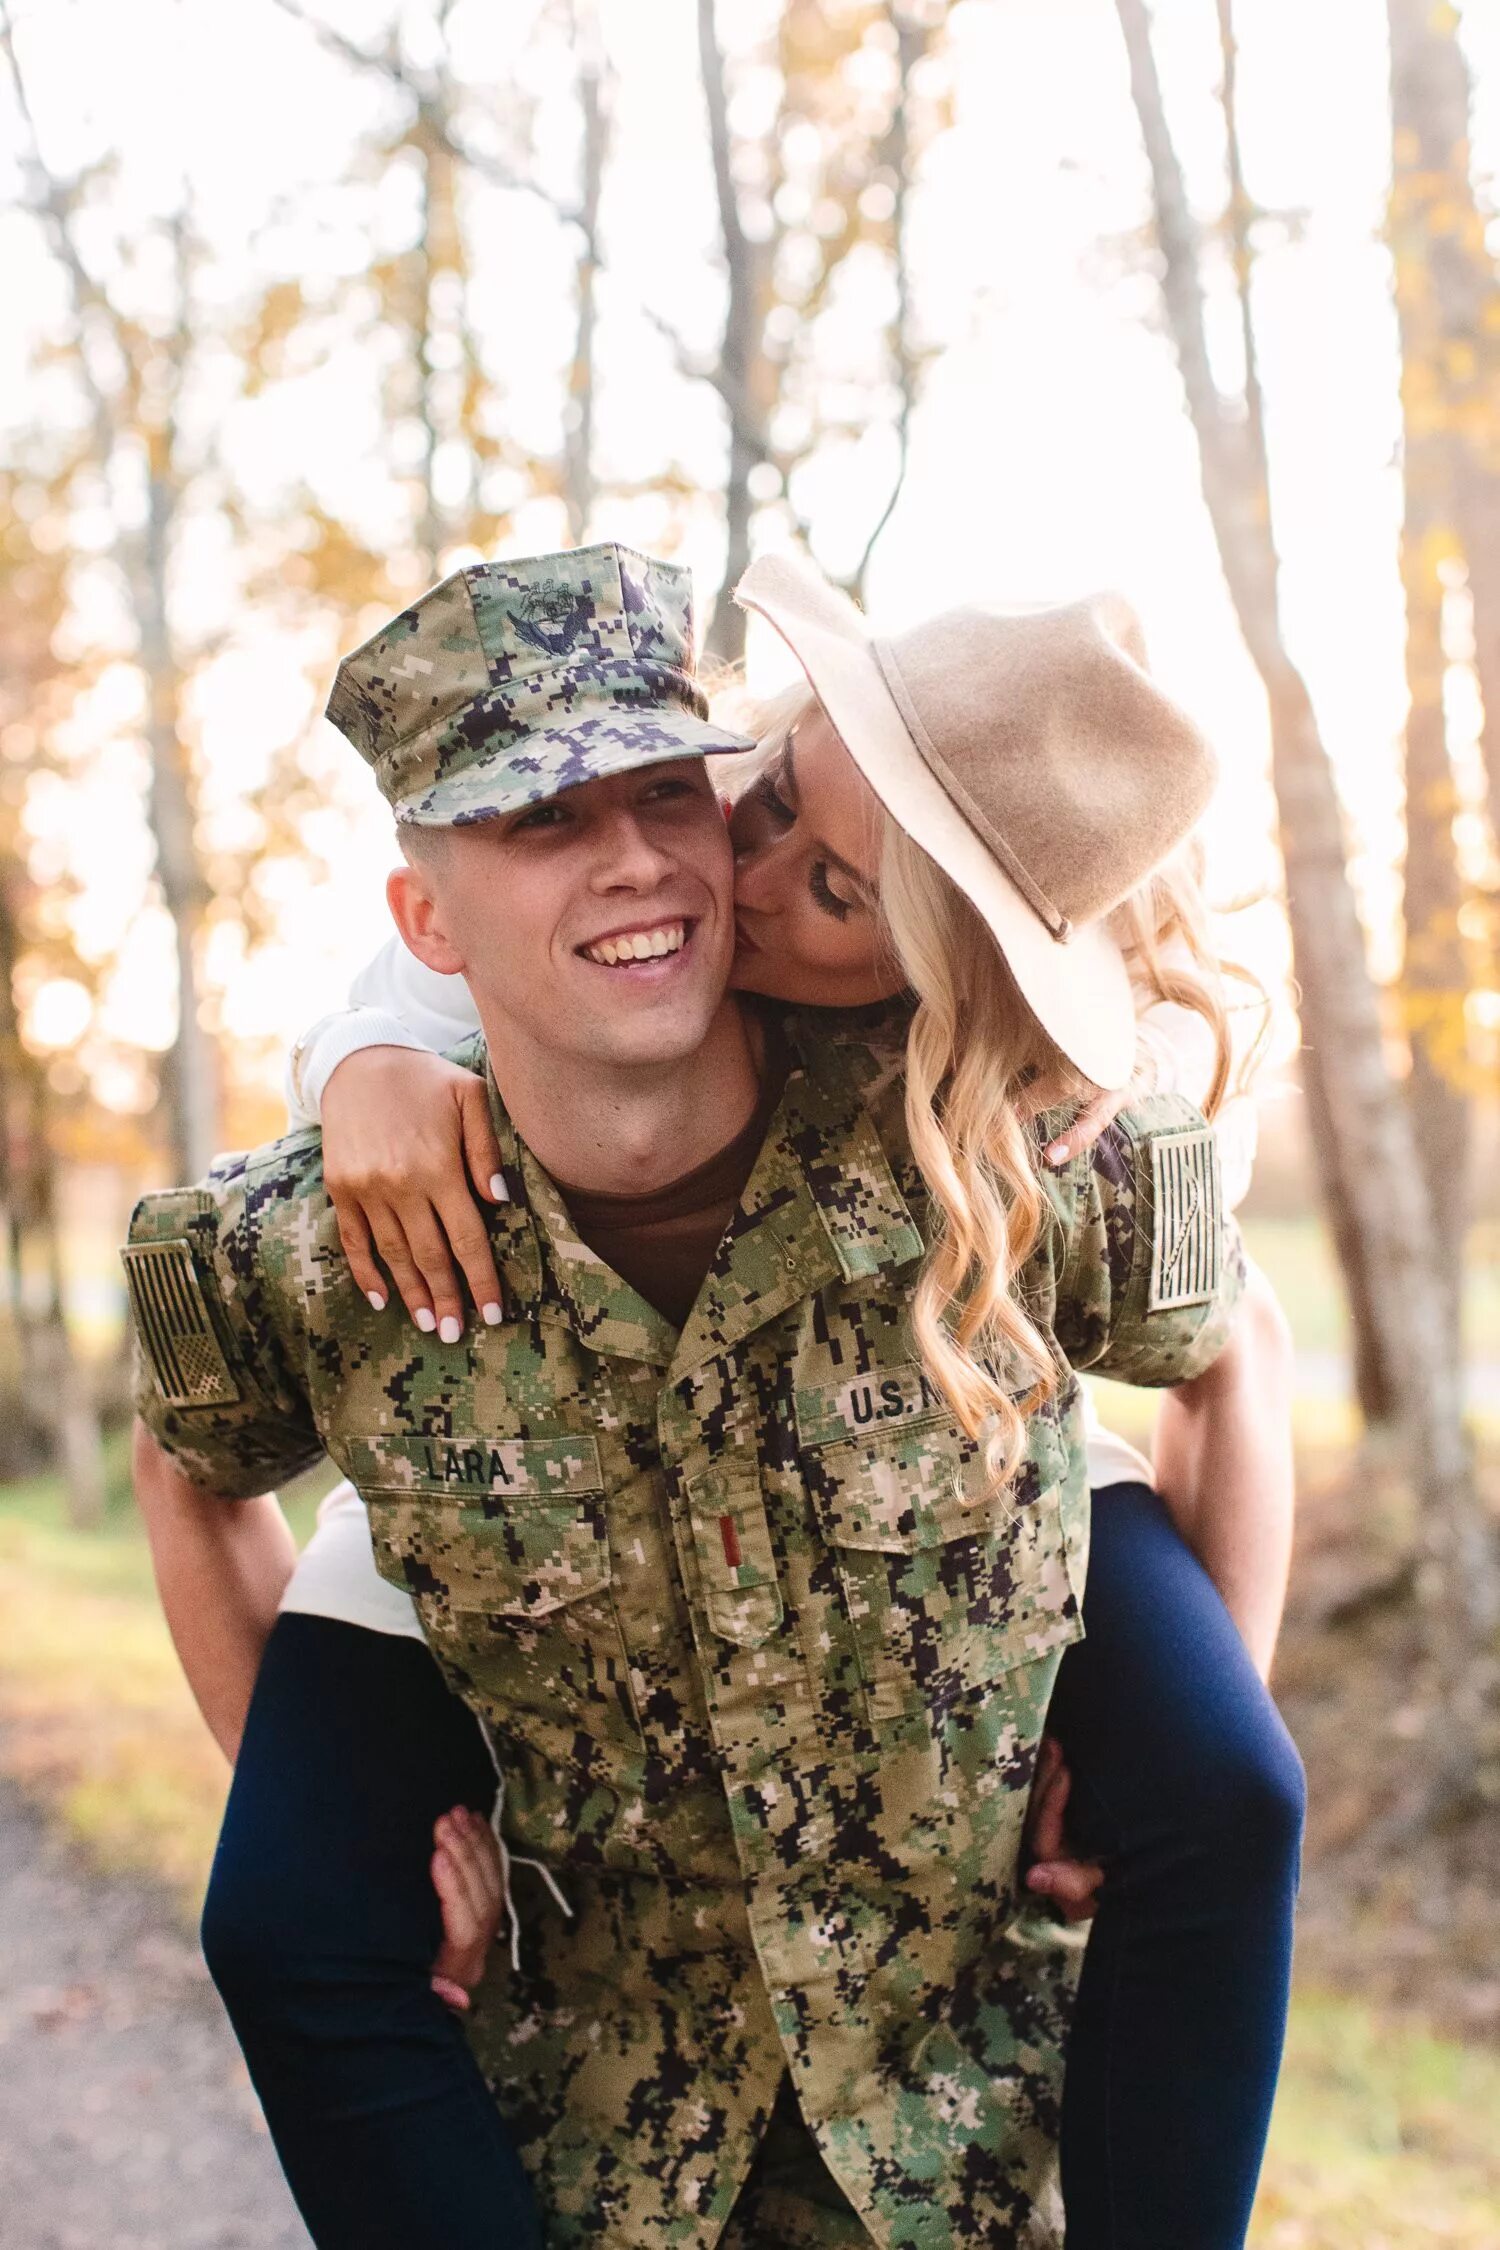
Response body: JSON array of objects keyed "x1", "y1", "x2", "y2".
[
  {"x1": 489, "y1": 1173, "x2": 509, "y2": 1202},
  {"x1": 482, "y1": 1301, "x2": 502, "y2": 1326},
  {"x1": 439, "y1": 1315, "x2": 462, "y2": 1344},
  {"x1": 367, "y1": 1290, "x2": 387, "y2": 1312},
  {"x1": 415, "y1": 1307, "x2": 436, "y2": 1333}
]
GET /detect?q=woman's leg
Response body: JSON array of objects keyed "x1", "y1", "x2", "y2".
[
  {"x1": 201, "y1": 1613, "x2": 541, "y2": 2250},
  {"x1": 1045, "y1": 1481, "x2": 1306, "y2": 2250}
]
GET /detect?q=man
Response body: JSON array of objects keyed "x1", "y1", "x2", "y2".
[{"x1": 126, "y1": 542, "x2": 1241, "y2": 2247}]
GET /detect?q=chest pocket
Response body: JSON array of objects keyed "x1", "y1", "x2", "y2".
[
  {"x1": 346, "y1": 1432, "x2": 641, "y2": 1752},
  {"x1": 795, "y1": 1365, "x2": 1078, "y2": 1727}
]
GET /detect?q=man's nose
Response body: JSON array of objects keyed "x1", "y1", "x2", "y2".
[{"x1": 593, "y1": 807, "x2": 677, "y2": 888}]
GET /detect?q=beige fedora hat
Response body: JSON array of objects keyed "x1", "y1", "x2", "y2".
[{"x1": 734, "y1": 551, "x2": 1218, "y2": 1091}]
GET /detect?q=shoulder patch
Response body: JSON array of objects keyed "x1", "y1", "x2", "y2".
[
  {"x1": 1149, "y1": 1127, "x2": 1221, "y2": 1311},
  {"x1": 122, "y1": 1239, "x2": 243, "y2": 1409}
]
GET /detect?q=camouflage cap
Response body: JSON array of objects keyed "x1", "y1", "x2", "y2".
[{"x1": 326, "y1": 542, "x2": 753, "y2": 825}]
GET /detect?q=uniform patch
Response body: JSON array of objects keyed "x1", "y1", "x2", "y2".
[
  {"x1": 343, "y1": 1431, "x2": 603, "y2": 1500},
  {"x1": 121, "y1": 1240, "x2": 242, "y2": 1409},
  {"x1": 1149, "y1": 1127, "x2": 1221, "y2": 1311}
]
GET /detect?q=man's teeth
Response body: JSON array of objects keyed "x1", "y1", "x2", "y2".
[{"x1": 583, "y1": 922, "x2": 686, "y2": 967}]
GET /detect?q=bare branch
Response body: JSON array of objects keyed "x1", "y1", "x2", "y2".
[
  {"x1": 1114, "y1": 0, "x2": 1277, "y2": 660},
  {"x1": 1215, "y1": 0, "x2": 1269, "y2": 492},
  {"x1": 563, "y1": 0, "x2": 610, "y2": 539},
  {"x1": 850, "y1": 9, "x2": 929, "y2": 596},
  {"x1": 0, "y1": 4, "x2": 119, "y2": 463},
  {"x1": 696, "y1": 0, "x2": 749, "y2": 277},
  {"x1": 268, "y1": 0, "x2": 585, "y2": 227}
]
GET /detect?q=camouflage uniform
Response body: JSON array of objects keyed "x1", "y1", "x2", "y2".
[{"x1": 125, "y1": 1003, "x2": 1241, "y2": 2250}]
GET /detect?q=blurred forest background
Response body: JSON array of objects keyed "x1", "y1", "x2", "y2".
[{"x1": 1, "y1": 0, "x2": 1498, "y2": 2241}]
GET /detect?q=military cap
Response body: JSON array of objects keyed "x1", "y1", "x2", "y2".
[{"x1": 326, "y1": 541, "x2": 753, "y2": 825}]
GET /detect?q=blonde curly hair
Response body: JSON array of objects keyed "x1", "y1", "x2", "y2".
[{"x1": 730, "y1": 684, "x2": 1249, "y2": 1491}]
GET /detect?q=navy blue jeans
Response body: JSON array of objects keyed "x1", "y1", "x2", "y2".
[
  {"x1": 201, "y1": 1615, "x2": 542, "y2": 2250},
  {"x1": 204, "y1": 1484, "x2": 1302, "y2": 2250},
  {"x1": 1046, "y1": 1482, "x2": 1306, "y2": 2248}
]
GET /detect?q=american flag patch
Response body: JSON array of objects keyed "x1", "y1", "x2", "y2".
[
  {"x1": 122, "y1": 1239, "x2": 242, "y2": 1409},
  {"x1": 1149, "y1": 1129, "x2": 1221, "y2": 1312}
]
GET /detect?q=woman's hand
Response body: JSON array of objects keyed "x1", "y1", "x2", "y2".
[
  {"x1": 1041, "y1": 1087, "x2": 1133, "y2": 1170},
  {"x1": 1042, "y1": 1039, "x2": 1161, "y2": 1170},
  {"x1": 322, "y1": 1047, "x2": 506, "y2": 1337},
  {"x1": 429, "y1": 1806, "x2": 505, "y2": 2011}
]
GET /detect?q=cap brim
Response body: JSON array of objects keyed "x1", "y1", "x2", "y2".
[
  {"x1": 736, "y1": 554, "x2": 1137, "y2": 1091},
  {"x1": 394, "y1": 707, "x2": 755, "y2": 827}
]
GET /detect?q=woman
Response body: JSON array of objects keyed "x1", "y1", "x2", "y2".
[{"x1": 204, "y1": 556, "x2": 1302, "y2": 2250}]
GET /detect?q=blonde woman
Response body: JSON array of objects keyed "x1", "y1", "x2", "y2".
[{"x1": 195, "y1": 557, "x2": 1300, "y2": 2250}]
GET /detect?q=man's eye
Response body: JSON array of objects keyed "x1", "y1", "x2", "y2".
[
  {"x1": 510, "y1": 802, "x2": 567, "y2": 833},
  {"x1": 809, "y1": 860, "x2": 859, "y2": 922}
]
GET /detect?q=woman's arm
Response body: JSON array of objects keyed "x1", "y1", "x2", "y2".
[
  {"x1": 131, "y1": 1420, "x2": 298, "y2": 1761},
  {"x1": 286, "y1": 936, "x2": 482, "y2": 1130},
  {"x1": 1150, "y1": 1259, "x2": 1295, "y2": 1681},
  {"x1": 288, "y1": 937, "x2": 502, "y2": 1335}
]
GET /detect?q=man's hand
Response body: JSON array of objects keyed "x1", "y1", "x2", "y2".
[
  {"x1": 429, "y1": 1806, "x2": 505, "y2": 2011},
  {"x1": 1023, "y1": 1735, "x2": 1105, "y2": 1924}
]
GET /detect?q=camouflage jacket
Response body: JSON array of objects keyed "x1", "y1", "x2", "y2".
[{"x1": 125, "y1": 1007, "x2": 1243, "y2": 2250}]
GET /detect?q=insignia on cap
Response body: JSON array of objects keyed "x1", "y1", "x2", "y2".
[
  {"x1": 122, "y1": 1239, "x2": 242, "y2": 1408},
  {"x1": 1148, "y1": 1127, "x2": 1221, "y2": 1311}
]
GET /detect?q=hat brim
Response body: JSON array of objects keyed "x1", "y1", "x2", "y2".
[
  {"x1": 735, "y1": 554, "x2": 1137, "y2": 1091},
  {"x1": 394, "y1": 706, "x2": 755, "y2": 827}
]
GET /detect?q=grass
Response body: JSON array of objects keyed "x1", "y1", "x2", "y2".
[
  {"x1": 2, "y1": 1458, "x2": 1498, "y2": 2243},
  {"x1": 0, "y1": 1442, "x2": 328, "y2": 1902},
  {"x1": 1252, "y1": 1994, "x2": 1500, "y2": 2246}
]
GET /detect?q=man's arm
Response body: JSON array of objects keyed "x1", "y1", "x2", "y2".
[
  {"x1": 131, "y1": 1420, "x2": 298, "y2": 1762},
  {"x1": 1150, "y1": 1259, "x2": 1295, "y2": 1682}
]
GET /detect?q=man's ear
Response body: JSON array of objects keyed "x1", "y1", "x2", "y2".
[{"x1": 387, "y1": 861, "x2": 466, "y2": 977}]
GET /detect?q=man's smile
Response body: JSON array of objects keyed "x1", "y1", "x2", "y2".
[{"x1": 576, "y1": 918, "x2": 694, "y2": 969}]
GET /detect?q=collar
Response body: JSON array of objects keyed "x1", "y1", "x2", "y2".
[
  {"x1": 668, "y1": 1008, "x2": 924, "y2": 1381},
  {"x1": 481, "y1": 1050, "x2": 678, "y2": 1367},
  {"x1": 474, "y1": 1010, "x2": 924, "y2": 1381}
]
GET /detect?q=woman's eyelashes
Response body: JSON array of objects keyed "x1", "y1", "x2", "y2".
[
  {"x1": 808, "y1": 859, "x2": 855, "y2": 921},
  {"x1": 752, "y1": 771, "x2": 796, "y2": 827},
  {"x1": 745, "y1": 757, "x2": 862, "y2": 920}
]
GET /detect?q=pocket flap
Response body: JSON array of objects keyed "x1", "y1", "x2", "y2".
[{"x1": 686, "y1": 1468, "x2": 784, "y2": 1646}]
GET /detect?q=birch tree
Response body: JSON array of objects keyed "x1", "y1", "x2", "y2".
[
  {"x1": 1387, "y1": 0, "x2": 1484, "y2": 1347},
  {"x1": 0, "y1": 474, "x2": 106, "y2": 1522},
  {"x1": 692, "y1": 0, "x2": 945, "y2": 656},
  {"x1": 1112, "y1": 0, "x2": 1498, "y2": 1724}
]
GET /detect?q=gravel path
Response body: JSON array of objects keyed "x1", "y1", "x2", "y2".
[{"x1": 0, "y1": 1777, "x2": 308, "y2": 2250}]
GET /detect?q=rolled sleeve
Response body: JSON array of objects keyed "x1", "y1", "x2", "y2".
[
  {"x1": 1053, "y1": 1092, "x2": 1246, "y2": 1387},
  {"x1": 123, "y1": 1154, "x2": 324, "y2": 1499}
]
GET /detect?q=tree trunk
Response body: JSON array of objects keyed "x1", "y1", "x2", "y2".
[
  {"x1": 0, "y1": 876, "x2": 105, "y2": 1516},
  {"x1": 1388, "y1": 0, "x2": 1475, "y2": 1352},
  {"x1": 1115, "y1": 0, "x2": 1499, "y2": 1668},
  {"x1": 697, "y1": 0, "x2": 768, "y2": 662},
  {"x1": 563, "y1": 14, "x2": 607, "y2": 544},
  {"x1": 138, "y1": 462, "x2": 216, "y2": 1183},
  {"x1": 1383, "y1": 0, "x2": 1500, "y2": 859},
  {"x1": 1299, "y1": 1042, "x2": 1400, "y2": 1424}
]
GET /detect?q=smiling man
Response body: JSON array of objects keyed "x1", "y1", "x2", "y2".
[{"x1": 124, "y1": 543, "x2": 1243, "y2": 2250}]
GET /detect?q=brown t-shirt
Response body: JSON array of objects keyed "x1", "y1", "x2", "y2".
[{"x1": 551, "y1": 1036, "x2": 790, "y2": 1330}]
